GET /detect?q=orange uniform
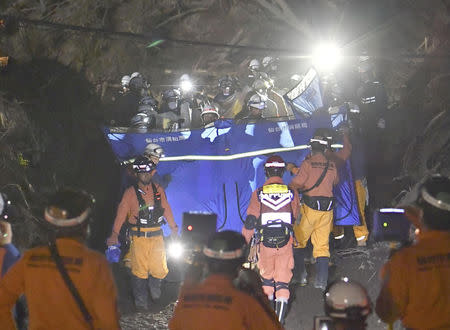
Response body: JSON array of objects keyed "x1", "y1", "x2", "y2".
[
  {"x1": 0, "y1": 238, "x2": 120, "y2": 330},
  {"x1": 290, "y1": 153, "x2": 338, "y2": 197},
  {"x1": 376, "y1": 230, "x2": 450, "y2": 329},
  {"x1": 112, "y1": 181, "x2": 177, "y2": 234},
  {"x1": 290, "y1": 153, "x2": 338, "y2": 255},
  {"x1": 169, "y1": 274, "x2": 283, "y2": 330},
  {"x1": 112, "y1": 181, "x2": 177, "y2": 280},
  {"x1": 243, "y1": 176, "x2": 300, "y2": 300}
]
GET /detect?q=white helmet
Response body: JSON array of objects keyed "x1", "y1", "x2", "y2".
[
  {"x1": 144, "y1": 143, "x2": 164, "y2": 159},
  {"x1": 324, "y1": 278, "x2": 372, "y2": 320},
  {"x1": 247, "y1": 93, "x2": 267, "y2": 110},
  {"x1": 248, "y1": 59, "x2": 261, "y2": 71},
  {"x1": 121, "y1": 75, "x2": 131, "y2": 87},
  {"x1": 130, "y1": 72, "x2": 142, "y2": 79},
  {"x1": 262, "y1": 56, "x2": 273, "y2": 67},
  {"x1": 201, "y1": 104, "x2": 219, "y2": 118}
]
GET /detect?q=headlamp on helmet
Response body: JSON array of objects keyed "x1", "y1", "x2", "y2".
[
  {"x1": 133, "y1": 156, "x2": 156, "y2": 173},
  {"x1": 44, "y1": 189, "x2": 94, "y2": 229}
]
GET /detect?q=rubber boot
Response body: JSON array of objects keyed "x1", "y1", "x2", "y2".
[
  {"x1": 148, "y1": 276, "x2": 162, "y2": 301},
  {"x1": 131, "y1": 275, "x2": 149, "y2": 311},
  {"x1": 314, "y1": 257, "x2": 329, "y2": 290},
  {"x1": 292, "y1": 248, "x2": 307, "y2": 285},
  {"x1": 275, "y1": 299, "x2": 288, "y2": 325}
]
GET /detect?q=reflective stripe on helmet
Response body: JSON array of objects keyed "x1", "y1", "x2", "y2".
[
  {"x1": 203, "y1": 246, "x2": 244, "y2": 260},
  {"x1": 421, "y1": 187, "x2": 450, "y2": 211},
  {"x1": 44, "y1": 207, "x2": 90, "y2": 227},
  {"x1": 265, "y1": 162, "x2": 285, "y2": 168}
]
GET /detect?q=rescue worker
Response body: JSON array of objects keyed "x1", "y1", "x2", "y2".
[
  {"x1": 242, "y1": 155, "x2": 300, "y2": 324},
  {"x1": 200, "y1": 103, "x2": 220, "y2": 127},
  {"x1": 261, "y1": 56, "x2": 279, "y2": 80},
  {"x1": 235, "y1": 93, "x2": 266, "y2": 121},
  {"x1": 120, "y1": 144, "x2": 166, "y2": 268},
  {"x1": 106, "y1": 156, "x2": 178, "y2": 312},
  {"x1": 323, "y1": 278, "x2": 372, "y2": 330},
  {"x1": 169, "y1": 230, "x2": 282, "y2": 330},
  {"x1": 121, "y1": 75, "x2": 131, "y2": 94},
  {"x1": 287, "y1": 134, "x2": 339, "y2": 290},
  {"x1": 0, "y1": 192, "x2": 20, "y2": 277},
  {"x1": 376, "y1": 175, "x2": 450, "y2": 329},
  {"x1": 213, "y1": 76, "x2": 242, "y2": 118},
  {"x1": 0, "y1": 189, "x2": 120, "y2": 329},
  {"x1": 319, "y1": 124, "x2": 370, "y2": 247},
  {"x1": 159, "y1": 88, "x2": 184, "y2": 130}
]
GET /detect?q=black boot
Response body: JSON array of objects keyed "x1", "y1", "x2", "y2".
[
  {"x1": 148, "y1": 276, "x2": 162, "y2": 301},
  {"x1": 314, "y1": 257, "x2": 329, "y2": 290},
  {"x1": 292, "y1": 248, "x2": 307, "y2": 285},
  {"x1": 275, "y1": 300, "x2": 288, "y2": 325},
  {"x1": 131, "y1": 275, "x2": 149, "y2": 311}
]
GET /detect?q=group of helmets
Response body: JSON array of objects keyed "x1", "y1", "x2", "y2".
[
  {"x1": 248, "y1": 56, "x2": 279, "y2": 72},
  {"x1": 121, "y1": 72, "x2": 150, "y2": 95}
]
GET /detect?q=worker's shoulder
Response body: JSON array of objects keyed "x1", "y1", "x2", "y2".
[
  {"x1": 152, "y1": 181, "x2": 166, "y2": 192},
  {"x1": 123, "y1": 185, "x2": 136, "y2": 195}
]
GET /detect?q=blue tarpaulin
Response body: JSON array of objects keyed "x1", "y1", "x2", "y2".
[
  {"x1": 104, "y1": 116, "x2": 360, "y2": 235},
  {"x1": 104, "y1": 68, "x2": 360, "y2": 235}
]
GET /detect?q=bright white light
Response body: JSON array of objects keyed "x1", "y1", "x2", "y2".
[
  {"x1": 312, "y1": 42, "x2": 342, "y2": 72},
  {"x1": 180, "y1": 80, "x2": 193, "y2": 93},
  {"x1": 168, "y1": 241, "x2": 184, "y2": 259}
]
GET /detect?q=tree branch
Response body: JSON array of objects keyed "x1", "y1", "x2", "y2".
[
  {"x1": 154, "y1": 8, "x2": 209, "y2": 30},
  {"x1": 253, "y1": 0, "x2": 313, "y2": 39}
]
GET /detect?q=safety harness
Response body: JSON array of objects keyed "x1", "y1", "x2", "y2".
[
  {"x1": 256, "y1": 184, "x2": 294, "y2": 249},
  {"x1": 131, "y1": 183, "x2": 165, "y2": 237},
  {"x1": 299, "y1": 159, "x2": 335, "y2": 211}
]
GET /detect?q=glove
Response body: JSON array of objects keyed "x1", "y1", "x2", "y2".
[{"x1": 105, "y1": 244, "x2": 121, "y2": 263}]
